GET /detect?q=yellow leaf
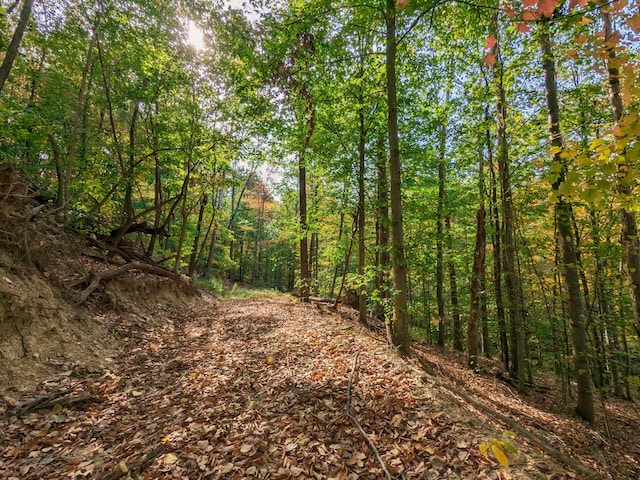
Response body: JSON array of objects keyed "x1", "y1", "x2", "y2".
[
  {"x1": 491, "y1": 444, "x2": 509, "y2": 467},
  {"x1": 164, "y1": 453, "x2": 178, "y2": 465},
  {"x1": 118, "y1": 461, "x2": 128, "y2": 473},
  {"x1": 479, "y1": 443, "x2": 489, "y2": 457},
  {"x1": 579, "y1": 16, "x2": 592, "y2": 25},
  {"x1": 266, "y1": 357, "x2": 275, "y2": 364},
  {"x1": 161, "y1": 436, "x2": 172, "y2": 444}
]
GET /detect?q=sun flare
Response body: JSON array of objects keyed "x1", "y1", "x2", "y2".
[{"x1": 187, "y1": 21, "x2": 205, "y2": 51}]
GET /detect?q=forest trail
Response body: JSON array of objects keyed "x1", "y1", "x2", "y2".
[{"x1": 1, "y1": 295, "x2": 589, "y2": 480}]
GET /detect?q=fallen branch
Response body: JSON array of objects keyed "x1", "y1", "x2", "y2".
[
  {"x1": 346, "y1": 353, "x2": 392, "y2": 480},
  {"x1": 13, "y1": 389, "x2": 102, "y2": 415},
  {"x1": 75, "y1": 261, "x2": 182, "y2": 304},
  {"x1": 97, "y1": 446, "x2": 166, "y2": 480},
  {"x1": 414, "y1": 354, "x2": 603, "y2": 480}
]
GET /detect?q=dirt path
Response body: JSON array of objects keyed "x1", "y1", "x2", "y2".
[{"x1": 1, "y1": 296, "x2": 571, "y2": 479}]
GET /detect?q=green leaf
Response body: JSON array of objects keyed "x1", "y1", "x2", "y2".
[
  {"x1": 491, "y1": 444, "x2": 509, "y2": 467},
  {"x1": 502, "y1": 440, "x2": 518, "y2": 454},
  {"x1": 52, "y1": 403, "x2": 63, "y2": 414}
]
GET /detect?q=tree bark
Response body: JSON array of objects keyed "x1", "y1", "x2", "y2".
[
  {"x1": 540, "y1": 18, "x2": 594, "y2": 422},
  {"x1": 492, "y1": 21, "x2": 525, "y2": 390},
  {"x1": 436, "y1": 96, "x2": 447, "y2": 347},
  {"x1": 385, "y1": 0, "x2": 410, "y2": 355},
  {"x1": 601, "y1": 11, "x2": 640, "y2": 341},
  {"x1": 376, "y1": 134, "x2": 390, "y2": 321},
  {"x1": 357, "y1": 102, "x2": 367, "y2": 325},
  {"x1": 447, "y1": 215, "x2": 463, "y2": 352},
  {"x1": 0, "y1": 0, "x2": 34, "y2": 95}
]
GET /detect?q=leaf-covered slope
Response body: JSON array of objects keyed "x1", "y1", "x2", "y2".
[{"x1": 1, "y1": 296, "x2": 572, "y2": 479}]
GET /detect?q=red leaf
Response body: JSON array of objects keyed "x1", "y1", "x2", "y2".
[
  {"x1": 483, "y1": 53, "x2": 497, "y2": 66},
  {"x1": 484, "y1": 35, "x2": 498, "y2": 50},
  {"x1": 515, "y1": 22, "x2": 532, "y2": 33},
  {"x1": 522, "y1": 10, "x2": 538, "y2": 20},
  {"x1": 505, "y1": 4, "x2": 515, "y2": 17},
  {"x1": 538, "y1": 0, "x2": 558, "y2": 17},
  {"x1": 523, "y1": 0, "x2": 537, "y2": 7},
  {"x1": 396, "y1": 0, "x2": 409, "y2": 8}
]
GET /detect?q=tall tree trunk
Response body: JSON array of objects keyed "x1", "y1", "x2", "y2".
[
  {"x1": 123, "y1": 101, "x2": 139, "y2": 223},
  {"x1": 188, "y1": 195, "x2": 207, "y2": 277},
  {"x1": 492, "y1": 23, "x2": 525, "y2": 390},
  {"x1": 447, "y1": 216, "x2": 463, "y2": 352},
  {"x1": 540, "y1": 18, "x2": 594, "y2": 422},
  {"x1": 357, "y1": 103, "x2": 367, "y2": 325},
  {"x1": 489, "y1": 142, "x2": 508, "y2": 369},
  {"x1": 376, "y1": 134, "x2": 390, "y2": 321},
  {"x1": 0, "y1": 0, "x2": 34, "y2": 94},
  {"x1": 602, "y1": 11, "x2": 640, "y2": 340},
  {"x1": 385, "y1": 0, "x2": 410, "y2": 355},
  {"x1": 64, "y1": 29, "x2": 97, "y2": 215},
  {"x1": 204, "y1": 188, "x2": 224, "y2": 276},
  {"x1": 436, "y1": 95, "x2": 447, "y2": 347},
  {"x1": 468, "y1": 204, "x2": 486, "y2": 370}
]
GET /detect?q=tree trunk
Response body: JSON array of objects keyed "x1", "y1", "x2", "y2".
[
  {"x1": 447, "y1": 215, "x2": 463, "y2": 352},
  {"x1": 601, "y1": 11, "x2": 640, "y2": 341},
  {"x1": 385, "y1": 0, "x2": 410, "y2": 355},
  {"x1": 64, "y1": 29, "x2": 97, "y2": 215},
  {"x1": 468, "y1": 203, "x2": 486, "y2": 370},
  {"x1": 188, "y1": 195, "x2": 207, "y2": 277},
  {"x1": 0, "y1": 0, "x2": 34, "y2": 94},
  {"x1": 376, "y1": 134, "x2": 390, "y2": 321},
  {"x1": 492, "y1": 23, "x2": 525, "y2": 390},
  {"x1": 540, "y1": 18, "x2": 594, "y2": 422},
  {"x1": 357, "y1": 103, "x2": 367, "y2": 325},
  {"x1": 489, "y1": 143, "x2": 508, "y2": 369},
  {"x1": 436, "y1": 97, "x2": 447, "y2": 347}
]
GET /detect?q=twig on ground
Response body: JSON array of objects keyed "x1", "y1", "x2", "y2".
[
  {"x1": 96, "y1": 446, "x2": 166, "y2": 480},
  {"x1": 346, "y1": 352, "x2": 392, "y2": 480}
]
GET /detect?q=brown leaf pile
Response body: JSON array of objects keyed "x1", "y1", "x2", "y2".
[{"x1": 1, "y1": 296, "x2": 574, "y2": 479}]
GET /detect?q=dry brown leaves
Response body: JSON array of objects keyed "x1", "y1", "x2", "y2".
[{"x1": 0, "y1": 296, "x2": 590, "y2": 479}]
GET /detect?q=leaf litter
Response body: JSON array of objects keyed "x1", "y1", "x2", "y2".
[{"x1": 0, "y1": 295, "x2": 605, "y2": 479}]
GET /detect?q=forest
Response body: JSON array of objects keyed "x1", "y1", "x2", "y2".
[{"x1": 1, "y1": 0, "x2": 639, "y2": 449}]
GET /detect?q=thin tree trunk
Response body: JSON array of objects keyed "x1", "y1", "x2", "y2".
[
  {"x1": 188, "y1": 195, "x2": 207, "y2": 277},
  {"x1": 385, "y1": 0, "x2": 410, "y2": 355},
  {"x1": 0, "y1": 0, "x2": 34, "y2": 94},
  {"x1": 64, "y1": 29, "x2": 97, "y2": 215},
  {"x1": 602, "y1": 11, "x2": 640, "y2": 341},
  {"x1": 376, "y1": 134, "x2": 390, "y2": 321},
  {"x1": 447, "y1": 215, "x2": 463, "y2": 352},
  {"x1": 357, "y1": 102, "x2": 367, "y2": 325},
  {"x1": 540, "y1": 18, "x2": 594, "y2": 422},
  {"x1": 489, "y1": 143, "x2": 508, "y2": 369},
  {"x1": 492, "y1": 21, "x2": 525, "y2": 390},
  {"x1": 436, "y1": 97, "x2": 447, "y2": 347}
]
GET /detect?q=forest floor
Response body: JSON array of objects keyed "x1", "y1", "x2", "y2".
[
  {"x1": 2, "y1": 282, "x2": 639, "y2": 479},
  {"x1": 0, "y1": 179, "x2": 638, "y2": 479}
]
